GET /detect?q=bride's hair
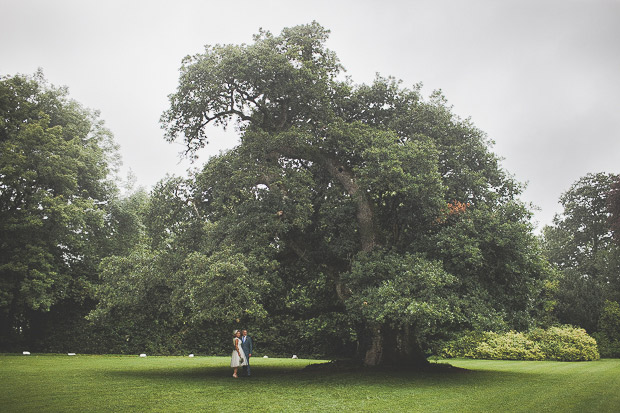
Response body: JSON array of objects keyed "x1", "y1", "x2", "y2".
[{"x1": 232, "y1": 330, "x2": 240, "y2": 337}]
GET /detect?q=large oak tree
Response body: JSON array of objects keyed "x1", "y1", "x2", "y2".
[{"x1": 161, "y1": 23, "x2": 551, "y2": 366}]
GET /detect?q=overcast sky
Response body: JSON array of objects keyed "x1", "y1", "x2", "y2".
[{"x1": 2, "y1": 0, "x2": 619, "y2": 230}]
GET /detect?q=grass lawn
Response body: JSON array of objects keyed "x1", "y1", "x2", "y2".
[{"x1": 1, "y1": 354, "x2": 619, "y2": 412}]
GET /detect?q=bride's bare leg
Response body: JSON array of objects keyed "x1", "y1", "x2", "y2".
[{"x1": 233, "y1": 367, "x2": 238, "y2": 378}]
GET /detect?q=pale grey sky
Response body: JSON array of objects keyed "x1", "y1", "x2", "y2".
[{"x1": 2, "y1": 0, "x2": 619, "y2": 230}]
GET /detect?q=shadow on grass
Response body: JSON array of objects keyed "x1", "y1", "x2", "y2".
[{"x1": 106, "y1": 359, "x2": 538, "y2": 388}]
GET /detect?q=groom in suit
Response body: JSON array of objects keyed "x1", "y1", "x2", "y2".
[{"x1": 241, "y1": 329, "x2": 253, "y2": 377}]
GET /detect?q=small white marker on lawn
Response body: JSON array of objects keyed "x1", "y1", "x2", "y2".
[
  {"x1": 292, "y1": 355, "x2": 298, "y2": 359},
  {"x1": 189, "y1": 354, "x2": 194, "y2": 357},
  {"x1": 139, "y1": 354, "x2": 147, "y2": 357},
  {"x1": 22, "y1": 351, "x2": 30, "y2": 355},
  {"x1": 68, "y1": 353, "x2": 76, "y2": 356},
  {"x1": 263, "y1": 355, "x2": 268, "y2": 358}
]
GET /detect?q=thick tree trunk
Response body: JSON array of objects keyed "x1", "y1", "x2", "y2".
[
  {"x1": 361, "y1": 324, "x2": 429, "y2": 367},
  {"x1": 363, "y1": 325, "x2": 384, "y2": 366}
]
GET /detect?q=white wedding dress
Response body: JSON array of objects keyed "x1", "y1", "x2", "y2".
[{"x1": 230, "y1": 337, "x2": 248, "y2": 367}]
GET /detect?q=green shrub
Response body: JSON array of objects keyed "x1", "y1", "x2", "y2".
[
  {"x1": 441, "y1": 331, "x2": 496, "y2": 359},
  {"x1": 442, "y1": 325, "x2": 599, "y2": 361},
  {"x1": 528, "y1": 326, "x2": 599, "y2": 361},
  {"x1": 472, "y1": 331, "x2": 545, "y2": 361}
]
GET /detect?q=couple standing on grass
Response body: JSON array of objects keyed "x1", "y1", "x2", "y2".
[{"x1": 231, "y1": 329, "x2": 253, "y2": 378}]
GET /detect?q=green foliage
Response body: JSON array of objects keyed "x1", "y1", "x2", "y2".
[
  {"x1": 442, "y1": 326, "x2": 599, "y2": 361},
  {"x1": 171, "y1": 250, "x2": 269, "y2": 324},
  {"x1": 609, "y1": 177, "x2": 620, "y2": 243},
  {"x1": 473, "y1": 331, "x2": 545, "y2": 361},
  {"x1": 542, "y1": 172, "x2": 620, "y2": 332},
  {"x1": 0, "y1": 24, "x2": 557, "y2": 360},
  {"x1": 528, "y1": 326, "x2": 600, "y2": 361},
  {"x1": 0, "y1": 72, "x2": 119, "y2": 351},
  {"x1": 103, "y1": 190, "x2": 148, "y2": 257},
  {"x1": 440, "y1": 331, "x2": 494, "y2": 359},
  {"x1": 342, "y1": 251, "x2": 458, "y2": 333},
  {"x1": 156, "y1": 22, "x2": 552, "y2": 365},
  {"x1": 593, "y1": 300, "x2": 620, "y2": 357},
  {"x1": 430, "y1": 201, "x2": 554, "y2": 332}
]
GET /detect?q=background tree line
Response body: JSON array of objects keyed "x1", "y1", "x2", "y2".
[{"x1": 1, "y1": 23, "x2": 619, "y2": 361}]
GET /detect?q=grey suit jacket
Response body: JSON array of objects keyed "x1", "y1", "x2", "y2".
[{"x1": 240, "y1": 335, "x2": 253, "y2": 356}]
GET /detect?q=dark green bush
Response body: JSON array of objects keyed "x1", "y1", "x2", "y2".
[
  {"x1": 441, "y1": 331, "x2": 496, "y2": 359},
  {"x1": 592, "y1": 300, "x2": 620, "y2": 358},
  {"x1": 592, "y1": 334, "x2": 620, "y2": 358},
  {"x1": 441, "y1": 325, "x2": 599, "y2": 361}
]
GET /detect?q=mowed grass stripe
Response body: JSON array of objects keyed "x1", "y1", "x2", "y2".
[{"x1": 1, "y1": 355, "x2": 619, "y2": 412}]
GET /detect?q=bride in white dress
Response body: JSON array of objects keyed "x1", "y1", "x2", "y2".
[{"x1": 230, "y1": 330, "x2": 247, "y2": 378}]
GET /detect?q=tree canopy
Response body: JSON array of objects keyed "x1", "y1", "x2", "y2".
[
  {"x1": 0, "y1": 72, "x2": 119, "y2": 350},
  {"x1": 158, "y1": 22, "x2": 551, "y2": 366},
  {"x1": 608, "y1": 177, "x2": 620, "y2": 243},
  {"x1": 542, "y1": 172, "x2": 620, "y2": 333}
]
